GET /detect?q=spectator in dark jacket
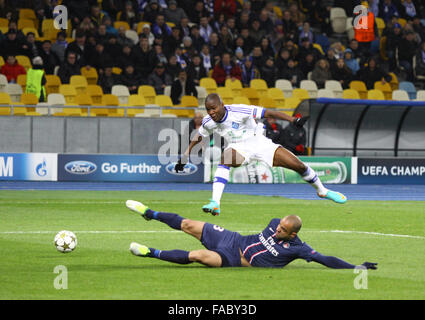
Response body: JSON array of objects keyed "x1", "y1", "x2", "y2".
[
  {"x1": 386, "y1": 23, "x2": 403, "y2": 69},
  {"x1": 186, "y1": 54, "x2": 207, "y2": 86},
  {"x1": 148, "y1": 62, "x2": 173, "y2": 94},
  {"x1": 57, "y1": 51, "x2": 81, "y2": 84},
  {"x1": 119, "y1": 64, "x2": 142, "y2": 94},
  {"x1": 212, "y1": 52, "x2": 242, "y2": 86},
  {"x1": 397, "y1": 30, "x2": 418, "y2": 81},
  {"x1": 38, "y1": 40, "x2": 61, "y2": 75},
  {"x1": 260, "y1": 56, "x2": 277, "y2": 88},
  {"x1": 277, "y1": 59, "x2": 304, "y2": 88},
  {"x1": 331, "y1": 58, "x2": 353, "y2": 89},
  {"x1": 98, "y1": 65, "x2": 120, "y2": 94},
  {"x1": 132, "y1": 36, "x2": 158, "y2": 76},
  {"x1": 414, "y1": 41, "x2": 425, "y2": 78},
  {"x1": 356, "y1": 57, "x2": 392, "y2": 90},
  {"x1": 170, "y1": 69, "x2": 198, "y2": 105}
]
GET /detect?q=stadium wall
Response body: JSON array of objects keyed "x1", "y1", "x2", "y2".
[{"x1": 0, "y1": 116, "x2": 191, "y2": 154}]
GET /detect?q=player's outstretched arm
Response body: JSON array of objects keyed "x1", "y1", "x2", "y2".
[
  {"x1": 311, "y1": 252, "x2": 378, "y2": 270},
  {"x1": 175, "y1": 132, "x2": 203, "y2": 172},
  {"x1": 263, "y1": 109, "x2": 309, "y2": 127}
]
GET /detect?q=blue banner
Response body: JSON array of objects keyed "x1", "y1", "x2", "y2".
[
  {"x1": 58, "y1": 154, "x2": 204, "y2": 182},
  {"x1": 358, "y1": 158, "x2": 425, "y2": 184},
  {"x1": 0, "y1": 153, "x2": 57, "y2": 181}
]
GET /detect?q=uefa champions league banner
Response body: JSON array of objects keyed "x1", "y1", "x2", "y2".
[
  {"x1": 205, "y1": 156, "x2": 353, "y2": 184},
  {"x1": 57, "y1": 154, "x2": 204, "y2": 182},
  {"x1": 358, "y1": 158, "x2": 425, "y2": 184},
  {"x1": 0, "y1": 153, "x2": 58, "y2": 181}
]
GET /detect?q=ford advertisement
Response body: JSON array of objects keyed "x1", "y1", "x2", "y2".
[{"x1": 58, "y1": 154, "x2": 204, "y2": 182}]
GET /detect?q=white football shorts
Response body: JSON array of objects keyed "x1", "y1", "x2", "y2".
[{"x1": 225, "y1": 134, "x2": 281, "y2": 167}]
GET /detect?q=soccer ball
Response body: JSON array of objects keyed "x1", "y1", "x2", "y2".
[{"x1": 54, "y1": 230, "x2": 77, "y2": 253}]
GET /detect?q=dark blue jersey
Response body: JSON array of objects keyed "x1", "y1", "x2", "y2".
[{"x1": 239, "y1": 219, "x2": 317, "y2": 268}]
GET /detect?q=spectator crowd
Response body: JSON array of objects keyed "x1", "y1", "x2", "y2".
[{"x1": 1, "y1": 0, "x2": 425, "y2": 104}]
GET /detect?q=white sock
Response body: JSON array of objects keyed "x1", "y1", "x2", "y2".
[
  {"x1": 212, "y1": 165, "x2": 230, "y2": 204},
  {"x1": 301, "y1": 166, "x2": 328, "y2": 196}
]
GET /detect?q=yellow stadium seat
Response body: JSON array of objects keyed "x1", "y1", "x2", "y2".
[
  {"x1": 388, "y1": 72, "x2": 399, "y2": 91},
  {"x1": 0, "y1": 18, "x2": 8, "y2": 28},
  {"x1": 155, "y1": 95, "x2": 178, "y2": 117},
  {"x1": 342, "y1": 89, "x2": 360, "y2": 99},
  {"x1": 267, "y1": 88, "x2": 285, "y2": 106},
  {"x1": 375, "y1": 17, "x2": 385, "y2": 36},
  {"x1": 178, "y1": 95, "x2": 198, "y2": 117},
  {"x1": 127, "y1": 95, "x2": 146, "y2": 117},
  {"x1": 15, "y1": 93, "x2": 40, "y2": 116},
  {"x1": 283, "y1": 97, "x2": 301, "y2": 116},
  {"x1": 200, "y1": 77, "x2": 217, "y2": 94},
  {"x1": 259, "y1": 96, "x2": 277, "y2": 108},
  {"x1": 349, "y1": 80, "x2": 368, "y2": 99},
  {"x1": 137, "y1": 21, "x2": 152, "y2": 34},
  {"x1": 70, "y1": 75, "x2": 88, "y2": 95},
  {"x1": 0, "y1": 56, "x2": 4, "y2": 67},
  {"x1": 313, "y1": 43, "x2": 325, "y2": 56},
  {"x1": 112, "y1": 67, "x2": 122, "y2": 75},
  {"x1": 22, "y1": 27, "x2": 40, "y2": 38},
  {"x1": 59, "y1": 84, "x2": 77, "y2": 105},
  {"x1": 233, "y1": 96, "x2": 251, "y2": 105},
  {"x1": 217, "y1": 87, "x2": 234, "y2": 104},
  {"x1": 0, "y1": 92, "x2": 11, "y2": 115},
  {"x1": 80, "y1": 67, "x2": 99, "y2": 85},
  {"x1": 292, "y1": 88, "x2": 310, "y2": 100},
  {"x1": 18, "y1": 19, "x2": 35, "y2": 30},
  {"x1": 87, "y1": 85, "x2": 103, "y2": 105},
  {"x1": 138, "y1": 85, "x2": 156, "y2": 104},
  {"x1": 17, "y1": 74, "x2": 27, "y2": 92},
  {"x1": 367, "y1": 89, "x2": 385, "y2": 100},
  {"x1": 398, "y1": 18, "x2": 407, "y2": 27},
  {"x1": 250, "y1": 79, "x2": 268, "y2": 95},
  {"x1": 19, "y1": 8, "x2": 37, "y2": 21},
  {"x1": 114, "y1": 21, "x2": 130, "y2": 30},
  {"x1": 155, "y1": 95, "x2": 173, "y2": 106},
  {"x1": 45, "y1": 75, "x2": 61, "y2": 95},
  {"x1": 374, "y1": 81, "x2": 392, "y2": 100},
  {"x1": 225, "y1": 78, "x2": 242, "y2": 97},
  {"x1": 273, "y1": 6, "x2": 283, "y2": 19},
  {"x1": 241, "y1": 87, "x2": 260, "y2": 105},
  {"x1": 16, "y1": 55, "x2": 32, "y2": 71}
]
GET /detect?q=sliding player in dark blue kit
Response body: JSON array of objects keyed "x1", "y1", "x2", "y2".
[{"x1": 126, "y1": 200, "x2": 377, "y2": 270}]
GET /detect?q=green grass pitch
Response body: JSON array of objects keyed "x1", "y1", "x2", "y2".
[{"x1": 0, "y1": 190, "x2": 424, "y2": 300}]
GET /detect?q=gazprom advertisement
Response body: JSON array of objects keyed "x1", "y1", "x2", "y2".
[
  {"x1": 0, "y1": 153, "x2": 57, "y2": 181},
  {"x1": 58, "y1": 154, "x2": 204, "y2": 182}
]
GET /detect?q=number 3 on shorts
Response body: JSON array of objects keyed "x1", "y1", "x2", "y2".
[{"x1": 213, "y1": 225, "x2": 224, "y2": 232}]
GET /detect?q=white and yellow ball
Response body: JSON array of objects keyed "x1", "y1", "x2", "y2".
[{"x1": 54, "y1": 230, "x2": 77, "y2": 253}]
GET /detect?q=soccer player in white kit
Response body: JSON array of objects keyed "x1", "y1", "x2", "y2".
[{"x1": 175, "y1": 93, "x2": 347, "y2": 216}]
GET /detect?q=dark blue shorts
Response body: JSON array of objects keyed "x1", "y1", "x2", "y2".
[{"x1": 201, "y1": 223, "x2": 242, "y2": 267}]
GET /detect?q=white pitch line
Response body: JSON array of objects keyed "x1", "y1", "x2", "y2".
[{"x1": 0, "y1": 229, "x2": 424, "y2": 239}]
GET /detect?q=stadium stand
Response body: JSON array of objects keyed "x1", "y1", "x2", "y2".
[{"x1": 0, "y1": 1, "x2": 423, "y2": 119}]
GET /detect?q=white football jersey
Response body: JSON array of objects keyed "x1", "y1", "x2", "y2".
[{"x1": 198, "y1": 104, "x2": 265, "y2": 143}]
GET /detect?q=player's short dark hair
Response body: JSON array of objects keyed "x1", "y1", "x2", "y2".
[{"x1": 205, "y1": 93, "x2": 223, "y2": 106}]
